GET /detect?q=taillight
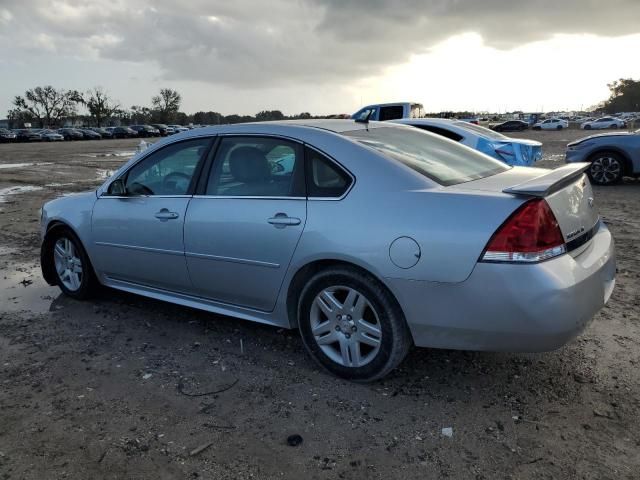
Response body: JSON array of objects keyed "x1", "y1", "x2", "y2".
[{"x1": 481, "y1": 199, "x2": 566, "y2": 263}]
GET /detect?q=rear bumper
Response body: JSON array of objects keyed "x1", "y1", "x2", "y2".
[{"x1": 386, "y1": 221, "x2": 616, "y2": 352}]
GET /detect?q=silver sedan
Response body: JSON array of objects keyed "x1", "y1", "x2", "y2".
[{"x1": 40, "y1": 120, "x2": 616, "y2": 381}]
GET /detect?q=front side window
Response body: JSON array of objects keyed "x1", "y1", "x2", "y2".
[
  {"x1": 344, "y1": 126, "x2": 509, "y2": 186},
  {"x1": 206, "y1": 137, "x2": 304, "y2": 197},
  {"x1": 125, "y1": 138, "x2": 211, "y2": 195}
]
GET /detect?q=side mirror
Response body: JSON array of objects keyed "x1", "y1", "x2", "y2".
[{"x1": 107, "y1": 179, "x2": 126, "y2": 196}]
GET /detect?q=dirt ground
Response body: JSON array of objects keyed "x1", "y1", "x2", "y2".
[{"x1": 1, "y1": 130, "x2": 639, "y2": 479}]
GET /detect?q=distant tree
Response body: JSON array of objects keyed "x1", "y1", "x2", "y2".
[
  {"x1": 7, "y1": 107, "x2": 36, "y2": 129},
  {"x1": 12, "y1": 86, "x2": 83, "y2": 127},
  {"x1": 193, "y1": 111, "x2": 224, "y2": 125},
  {"x1": 603, "y1": 78, "x2": 640, "y2": 113},
  {"x1": 129, "y1": 105, "x2": 153, "y2": 124},
  {"x1": 83, "y1": 88, "x2": 120, "y2": 127},
  {"x1": 293, "y1": 112, "x2": 312, "y2": 119},
  {"x1": 255, "y1": 110, "x2": 285, "y2": 122},
  {"x1": 151, "y1": 88, "x2": 182, "y2": 123}
]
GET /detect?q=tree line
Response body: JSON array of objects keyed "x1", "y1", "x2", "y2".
[{"x1": 7, "y1": 86, "x2": 317, "y2": 129}]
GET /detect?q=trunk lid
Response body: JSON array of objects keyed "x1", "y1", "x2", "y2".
[{"x1": 452, "y1": 164, "x2": 600, "y2": 251}]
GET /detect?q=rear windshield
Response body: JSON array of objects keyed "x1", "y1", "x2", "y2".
[{"x1": 344, "y1": 126, "x2": 509, "y2": 186}]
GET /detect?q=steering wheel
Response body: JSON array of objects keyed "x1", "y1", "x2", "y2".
[
  {"x1": 128, "y1": 182, "x2": 154, "y2": 196},
  {"x1": 163, "y1": 171, "x2": 191, "y2": 193}
]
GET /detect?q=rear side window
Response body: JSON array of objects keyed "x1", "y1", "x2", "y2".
[
  {"x1": 379, "y1": 106, "x2": 405, "y2": 121},
  {"x1": 306, "y1": 148, "x2": 352, "y2": 198},
  {"x1": 415, "y1": 125, "x2": 463, "y2": 142},
  {"x1": 344, "y1": 127, "x2": 509, "y2": 186}
]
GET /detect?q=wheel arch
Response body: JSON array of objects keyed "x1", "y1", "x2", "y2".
[
  {"x1": 40, "y1": 220, "x2": 93, "y2": 286},
  {"x1": 285, "y1": 258, "x2": 406, "y2": 330}
]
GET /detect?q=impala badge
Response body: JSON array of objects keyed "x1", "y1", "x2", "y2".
[{"x1": 588, "y1": 197, "x2": 594, "y2": 208}]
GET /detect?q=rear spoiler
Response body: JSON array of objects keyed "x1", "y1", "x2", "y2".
[{"x1": 503, "y1": 163, "x2": 590, "y2": 197}]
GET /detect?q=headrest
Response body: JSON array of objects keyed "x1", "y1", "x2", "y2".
[{"x1": 229, "y1": 147, "x2": 271, "y2": 183}]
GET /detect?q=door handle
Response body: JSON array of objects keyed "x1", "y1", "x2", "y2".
[
  {"x1": 154, "y1": 209, "x2": 179, "y2": 221},
  {"x1": 268, "y1": 213, "x2": 301, "y2": 228}
]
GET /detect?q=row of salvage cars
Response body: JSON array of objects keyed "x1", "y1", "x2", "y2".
[{"x1": 39, "y1": 114, "x2": 621, "y2": 381}]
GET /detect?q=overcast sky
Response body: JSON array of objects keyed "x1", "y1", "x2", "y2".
[{"x1": 1, "y1": 0, "x2": 640, "y2": 117}]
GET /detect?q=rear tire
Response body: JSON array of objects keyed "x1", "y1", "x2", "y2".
[
  {"x1": 584, "y1": 125, "x2": 592, "y2": 130},
  {"x1": 588, "y1": 152, "x2": 624, "y2": 185},
  {"x1": 298, "y1": 266, "x2": 412, "y2": 382}
]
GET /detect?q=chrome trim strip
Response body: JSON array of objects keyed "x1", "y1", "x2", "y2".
[
  {"x1": 94, "y1": 241, "x2": 184, "y2": 256},
  {"x1": 185, "y1": 251, "x2": 280, "y2": 268},
  {"x1": 192, "y1": 195, "x2": 305, "y2": 200},
  {"x1": 99, "y1": 195, "x2": 192, "y2": 199}
]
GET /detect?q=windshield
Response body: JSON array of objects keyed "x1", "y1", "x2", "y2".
[
  {"x1": 344, "y1": 127, "x2": 509, "y2": 186},
  {"x1": 453, "y1": 121, "x2": 508, "y2": 140}
]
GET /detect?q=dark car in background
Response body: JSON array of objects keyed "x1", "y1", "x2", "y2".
[
  {"x1": 0, "y1": 128, "x2": 17, "y2": 142},
  {"x1": 150, "y1": 124, "x2": 173, "y2": 136},
  {"x1": 566, "y1": 130, "x2": 640, "y2": 185},
  {"x1": 57, "y1": 128, "x2": 85, "y2": 141},
  {"x1": 490, "y1": 120, "x2": 529, "y2": 132},
  {"x1": 111, "y1": 127, "x2": 138, "y2": 139},
  {"x1": 130, "y1": 125, "x2": 160, "y2": 138},
  {"x1": 14, "y1": 129, "x2": 43, "y2": 142},
  {"x1": 79, "y1": 129, "x2": 102, "y2": 140},
  {"x1": 89, "y1": 127, "x2": 114, "y2": 139}
]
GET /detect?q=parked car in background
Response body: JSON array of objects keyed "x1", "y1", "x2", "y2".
[
  {"x1": 532, "y1": 118, "x2": 569, "y2": 130},
  {"x1": 150, "y1": 124, "x2": 173, "y2": 136},
  {"x1": 0, "y1": 128, "x2": 17, "y2": 142},
  {"x1": 392, "y1": 118, "x2": 542, "y2": 166},
  {"x1": 566, "y1": 129, "x2": 640, "y2": 185},
  {"x1": 111, "y1": 127, "x2": 138, "y2": 139},
  {"x1": 130, "y1": 125, "x2": 160, "y2": 138},
  {"x1": 352, "y1": 102, "x2": 424, "y2": 122},
  {"x1": 38, "y1": 129, "x2": 64, "y2": 141},
  {"x1": 79, "y1": 129, "x2": 102, "y2": 140},
  {"x1": 581, "y1": 117, "x2": 626, "y2": 130},
  {"x1": 89, "y1": 127, "x2": 114, "y2": 139},
  {"x1": 14, "y1": 129, "x2": 43, "y2": 142},
  {"x1": 39, "y1": 120, "x2": 615, "y2": 381},
  {"x1": 168, "y1": 124, "x2": 189, "y2": 133},
  {"x1": 458, "y1": 118, "x2": 479, "y2": 125},
  {"x1": 490, "y1": 120, "x2": 529, "y2": 132},
  {"x1": 57, "y1": 128, "x2": 84, "y2": 141}
]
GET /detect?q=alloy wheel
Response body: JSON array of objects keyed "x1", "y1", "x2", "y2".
[
  {"x1": 590, "y1": 156, "x2": 622, "y2": 184},
  {"x1": 53, "y1": 237, "x2": 83, "y2": 291},
  {"x1": 309, "y1": 286, "x2": 382, "y2": 367}
]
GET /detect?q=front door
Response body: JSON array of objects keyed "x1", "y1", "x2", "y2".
[
  {"x1": 92, "y1": 137, "x2": 213, "y2": 292},
  {"x1": 184, "y1": 136, "x2": 306, "y2": 311}
]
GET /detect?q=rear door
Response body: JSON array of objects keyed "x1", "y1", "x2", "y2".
[{"x1": 184, "y1": 136, "x2": 307, "y2": 311}]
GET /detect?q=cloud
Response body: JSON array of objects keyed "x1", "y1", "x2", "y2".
[{"x1": 1, "y1": 0, "x2": 640, "y2": 89}]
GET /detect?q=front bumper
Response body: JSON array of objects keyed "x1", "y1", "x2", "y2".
[{"x1": 386, "y1": 221, "x2": 616, "y2": 352}]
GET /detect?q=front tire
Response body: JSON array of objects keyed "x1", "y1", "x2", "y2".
[
  {"x1": 588, "y1": 152, "x2": 624, "y2": 185},
  {"x1": 298, "y1": 267, "x2": 412, "y2": 382},
  {"x1": 46, "y1": 228, "x2": 97, "y2": 299}
]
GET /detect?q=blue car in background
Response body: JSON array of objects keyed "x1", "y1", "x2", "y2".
[
  {"x1": 566, "y1": 130, "x2": 640, "y2": 185},
  {"x1": 392, "y1": 118, "x2": 542, "y2": 167}
]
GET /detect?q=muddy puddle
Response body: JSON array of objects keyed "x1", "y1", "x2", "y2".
[
  {"x1": 0, "y1": 185, "x2": 43, "y2": 203},
  {"x1": 1, "y1": 263, "x2": 60, "y2": 314},
  {"x1": 79, "y1": 151, "x2": 135, "y2": 159},
  {"x1": 0, "y1": 162, "x2": 53, "y2": 169}
]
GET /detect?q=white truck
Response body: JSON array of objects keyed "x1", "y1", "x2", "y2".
[{"x1": 351, "y1": 102, "x2": 424, "y2": 122}]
